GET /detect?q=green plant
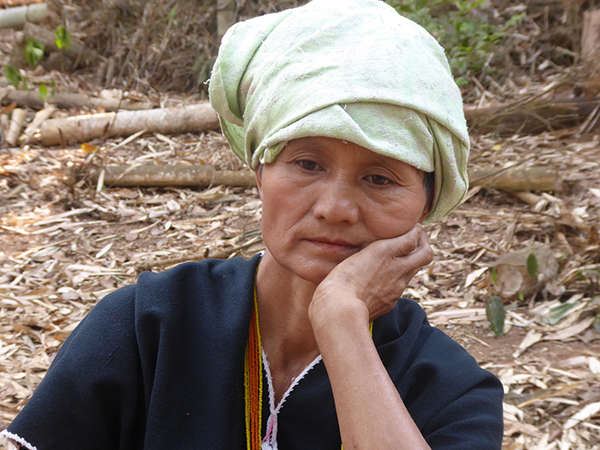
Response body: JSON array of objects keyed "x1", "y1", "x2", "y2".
[
  {"x1": 527, "y1": 252, "x2": 538, "y2": 279},
  {"x1": 39, "y1": 84, "x2": 48, "y2": 102},
  {"x1": 54, "y1": 25, "x2": 72, "y2": 51},
  {"x1": 387, "y1": 0, "x2": 524, "y2": 87},
  {"x1": 4, "y1": 65, "x2": 22, "y2": 88},
  {"x1": 24, "y1": 38, "x2": 45, "y2": 67},
  {"x1": 485, "y1": 294, "x2": 506, "y2": 338},
  {"x1": 12, "y1": 26, "x2": 69, "y2": 101}
]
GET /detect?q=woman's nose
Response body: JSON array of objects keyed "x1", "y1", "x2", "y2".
[{"x1": 312, "y1": 179, "x2": 360, "y2": 225}]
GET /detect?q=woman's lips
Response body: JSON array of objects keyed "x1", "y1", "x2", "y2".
[{"x1": 306, "y1": 238, "x2": 361, "y2": 254}]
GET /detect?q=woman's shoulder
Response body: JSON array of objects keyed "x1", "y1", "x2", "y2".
[
  {"x1": 97, "y1": 254, "x2": 261, "y2": 315},
  {"x1": 136, "y1": 253, "x2": 261, "y2": 295},
  {"x1": 376, "y1": 298, "x2": 504, "y2": 446},
  {"x1": 375, "y1": 297, "x2": 495, "y2": 383}
]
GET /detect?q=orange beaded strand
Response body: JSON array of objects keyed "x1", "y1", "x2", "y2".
[
  {"x1": 244, "y1": 287, "x2": 263, "y2": 450},
  {"x1": 244, "y1": 286, "x2": 372, "y2": 450}
]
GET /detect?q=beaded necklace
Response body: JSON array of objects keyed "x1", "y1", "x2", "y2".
[
  {"x1": 244, "y1": 287, "x2": 371, "y2": 450},
  {"x1": 244, "y1": 287, "x2": 263, "y2": 450}
]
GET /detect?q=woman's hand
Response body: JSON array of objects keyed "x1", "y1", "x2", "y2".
[
  {"x1": 308, "y1": 224, "x2": 434, "y2": 450},
  {"x1": 309, "y1": 223, "x2": 433, "y2": 327}
]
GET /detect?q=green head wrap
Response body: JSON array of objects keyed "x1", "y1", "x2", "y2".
[{"x1": 209, "y1": 0, "x2": 469, "y2": 221}]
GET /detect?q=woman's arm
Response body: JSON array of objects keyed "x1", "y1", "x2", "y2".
[{"x1": 309, "y1": 225, "x2": 433, "y2": 449}]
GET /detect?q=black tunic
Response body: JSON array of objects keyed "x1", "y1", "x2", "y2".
[{"x1": 4, "y1": 255, "x2": 503, "y2": 449}]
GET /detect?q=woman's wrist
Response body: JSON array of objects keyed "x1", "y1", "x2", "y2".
[{"x1": 308, "y1": 292, "x2": 370, "y2": 342}]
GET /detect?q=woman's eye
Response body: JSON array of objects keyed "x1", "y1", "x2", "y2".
[
  {"x1": 297, "y1": 160, "x2": 320, "y2": 171},
  {"x1": 366, "y1": 174, "x2": 392, "y2": 186}
]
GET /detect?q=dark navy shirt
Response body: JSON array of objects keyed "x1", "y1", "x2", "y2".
[{"x1": 6, "y1": 255, "x2": 503, "y2": 449}]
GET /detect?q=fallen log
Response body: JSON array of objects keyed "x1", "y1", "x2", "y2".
[
  {"x1": 6, "y1": 108, "x2": 27, "y2": 147},
  {"x1": 580, "y1": 10, "x2": 600, "y2": 101},
  {"x1": 464, "y1": 97, "x2": 600, "y2": 135},
  {"x1": 4, "y1": 89, "x2": 155, "y2": 112},
  {"x1": 89, "y1": 165, "x2": 257, "y2": 188},
  {"x1": 88, "y1": 164, "x2": 561, "y2": 193},
  {"x1": 20, "y1": 105, "x2": 56, "y2": 144},
  {"x1": 582, "y1": 10, "x2": 600, "y2": 61},
  {"x1": 29, "y1": 95, "x2": 600, "y2": 144},
  {"x1": 508, "y1": 191, "x2": 542, "y2": 206},
  {"x1": 0, "y1": 114, "x2": 9, "y2": 143},
  {"x1": 40, "y1": 103, "x2": 219, "y2": 146},
  {"x1": 468, "y1": 166, "x2": 562, "y2": 192},
  {"x1": 0, "y1": 3, "x2": 47, "y2": 29},
  {"x1": 23, "y1": 22, "x2": 100, "y2": 68},
  {"x1": 217, "y1": 0, "x2": 237, "y2": 43}
]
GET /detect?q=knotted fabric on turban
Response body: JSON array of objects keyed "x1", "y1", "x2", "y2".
[{"x1": 209, "y1": 0, "x2": 469, "y2": 221}]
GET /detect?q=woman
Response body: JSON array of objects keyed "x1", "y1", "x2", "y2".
[{"x1": 2, "y1": 0, "x2": 503, "y2": 449}]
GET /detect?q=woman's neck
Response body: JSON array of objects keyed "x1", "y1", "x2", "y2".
[{"x1": 255, "y1": 251, "x2": 321, "y2": 401}]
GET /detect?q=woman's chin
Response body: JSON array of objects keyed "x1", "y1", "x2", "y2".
[{"x1": 286, "y1": 258, "x2": 344, "y2": 285}]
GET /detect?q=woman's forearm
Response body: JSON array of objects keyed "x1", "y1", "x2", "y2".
[{"x1": 312, "y1": 305, "x2": 431, "y2": 450}]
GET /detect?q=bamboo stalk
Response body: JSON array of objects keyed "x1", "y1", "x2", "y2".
[
  {"x1": 88, "y1": 164, "x2": 560, "y2": 193},
  {"x1": 5, "y1": 90, "x2": 154, "y2": 112},
  {"x1": 464, "y1": 97, "x2": 600, "y2": 135},
  {"x1": 0, "y1": 3, "x2": 47, "y2": 29},
  {"x1": 40, "y1": 103, "x2": 219, "y2": 146},
  {"x1": 20, "y1": 105, "x2": 56, "y2": 143},
  {"x1": 6, "y1": 108, "x2": 27, "y2": 147},
  {"x1": 468, "y1": 166, "x2": 562, "y2": 192},
  {"x1": 89, "y1": 165, "x2": 257, "y2": 188},
  {"x1": 217, "y1": 0, "x2": 237, "y2": 42}
]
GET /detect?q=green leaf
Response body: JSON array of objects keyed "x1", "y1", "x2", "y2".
[
  {"x1": 542, "y1": 301, "x2": 581, "y2": 325},
  {"x1": 491, "y1": 265, "x2": 498, "y2": 285},
  {"x1": 54, "y1": 25, "x2": 72, "y2": 51},
  {"x1": 593, "y1": 314, "x2": 600, "y2": 334},
  {"x1": 24, "y1": 38, "x2": 45, "y2": 67},
  {"x1": 39, "y1": 84, "x2": 48, "y2": 102},
  {"x1": 486, "y1": 295, "x2": 505, "y2": 338},
  {"x1": 4, "y1": 65, "x2": 21, "y2": 88},
  {"x1": 527, "y1": 253, "x2": 538, "y2": 279}
]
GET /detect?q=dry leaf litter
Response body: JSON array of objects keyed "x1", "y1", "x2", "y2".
[
  {"x1": 1, "y1": 105, "x2": 599, "y2": 449},
  {"x1": 1, "y1": 5, "x2": 600, "y2": 450}
]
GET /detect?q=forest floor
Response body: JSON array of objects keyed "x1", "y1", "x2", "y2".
[{"x1": 1, "y1": 22, "x2": 600, "y2": 450}]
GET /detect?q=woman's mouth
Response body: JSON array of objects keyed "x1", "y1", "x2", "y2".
[{"x1": 306, "y1": 238, "x2": 361, "y2": 254}]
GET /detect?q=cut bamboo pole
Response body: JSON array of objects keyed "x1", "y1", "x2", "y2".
[
  {"x1": 40, "y1": 103, "x2": 219, "y2": 146},
  {"x1": 88, "y1": 164, "x2": 560, "y2": 192},
  {"x1": 0, "y1": 114, "x2": 8, "y2": 144},
  {"x1": 0, "y1": 3, "x2": 47, "y2": 29},
  {"x1": 582, "y1": 10, "x2": 600, "y2": 61},
  {"x1": 509, "y1": 191, "x2": 543, "y2": 206},
  {"x1": 6, "y1": 108, "x2": 27, "y2": 147},
  {"x1": 20, "y1": 105, "x2": 56, "y2": 143},
  {"x1": 464, "y1": 97, "x2": 600, "y2": 135},
  {"x1": 5, "y1": 90, "x2": 154, "y2": 112},
  {"x1": 468, "y1": 166, "x2": 562, "y2": 192},
  {"x1": 217, "y1": 0, "x2": 237, "y2": 43},
  {"x1": 89, "y1": 165, "x2": 257, "y2": 188}
]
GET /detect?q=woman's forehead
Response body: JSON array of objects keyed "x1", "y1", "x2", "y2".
[{"x1": 283, "y1": 136, "x2": 424, "y2": 173}]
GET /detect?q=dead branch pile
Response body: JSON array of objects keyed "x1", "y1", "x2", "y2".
[{"x1": 36, "y1": 0, "x2": 309, "y2": 92}]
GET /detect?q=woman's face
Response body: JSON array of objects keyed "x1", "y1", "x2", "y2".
[{"x1": 257, "y1": 137, "x2": 429, "y2": 284}]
